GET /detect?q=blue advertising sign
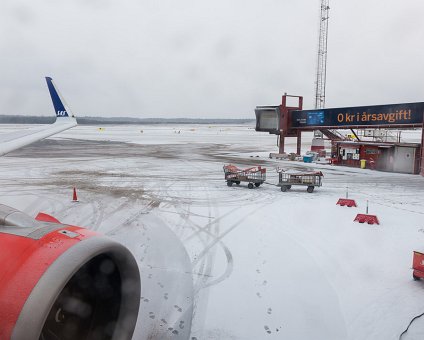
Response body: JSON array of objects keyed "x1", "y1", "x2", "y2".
[{"x1": 291, "y1": 102, "x2": 424, "y2": 128}]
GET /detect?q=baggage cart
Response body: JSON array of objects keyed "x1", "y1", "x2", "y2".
[
  {"x1": 277, "y1": 169, "x2": 323, "y2": 193},
  {"x1": 223, "y1": 164, "x2": 266, "y2": 189}
]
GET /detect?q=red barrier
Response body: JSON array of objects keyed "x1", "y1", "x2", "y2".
[
  {"x1": 354, "y1": 214, "x2": 379, "y2": 225},
  {"x1": 337, "y1": 198, "x2": 357, "y2": 207}
]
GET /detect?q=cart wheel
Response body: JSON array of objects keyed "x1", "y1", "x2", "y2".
[
  {"x1": 280, "y1": 186, "x2": 288, "y2": 192},
  {"x1": 287, "y1": 185, "x2": 292, "y2": 190},
  {"x1": 255, "y1": 183, "x2": 260, "y2": 187},
  {"x1": 248, "y1": 183, "x2": 254, "y2": 189},
  {"x1": 413, "y1": 273, "x2": 421, "y2": 281},
  {"x1": 307, "y1": 186, "x2": 314, "y2": 193},
  {"x1": 236, "y1": 181, "x2": 241, "y2": 185},
  {"x1": 227, "y1": 181, "x2": 233, "y2": 187}
]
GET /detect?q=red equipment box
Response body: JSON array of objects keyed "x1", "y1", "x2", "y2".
[{"x1": 413, "y1": 251, "x2": 424, "y2": 280}]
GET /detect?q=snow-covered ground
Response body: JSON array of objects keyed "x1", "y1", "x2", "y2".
[{"x1": 1, "y1": 124, "x2": 424, "y2": 340}]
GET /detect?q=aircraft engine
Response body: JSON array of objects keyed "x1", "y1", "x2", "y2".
[{"x1": 0, "y1": 204, "x2": 140, "y2": 340}]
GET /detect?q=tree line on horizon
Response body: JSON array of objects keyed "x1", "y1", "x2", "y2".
[{"x1": 0, "y1": 115, "x2": 255, "y2": 125}]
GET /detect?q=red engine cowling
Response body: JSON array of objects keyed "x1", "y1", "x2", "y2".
[{"x1": 0, "y1": 204, "x2": 140, "y2": 340}]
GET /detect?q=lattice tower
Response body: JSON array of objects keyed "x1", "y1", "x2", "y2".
[{"x1": 314, "y1": 0, "x2": 330, "y2": 109}]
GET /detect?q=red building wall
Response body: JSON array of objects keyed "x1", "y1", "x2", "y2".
[
  {"x1": 359, "y1": 145, "x2": 380, "y2": 162},
  {"x1": 335, "y1": 143, "x2": 384, "y2": 170}
]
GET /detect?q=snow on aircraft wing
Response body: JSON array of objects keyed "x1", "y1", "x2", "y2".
[{"x1": 0, "y1": 77, "x2": 77, "y2": 156}]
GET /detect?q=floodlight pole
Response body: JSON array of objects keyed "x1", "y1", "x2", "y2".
[{"x1": 315, "y1": 0, "x2": 330, "y2": 110}]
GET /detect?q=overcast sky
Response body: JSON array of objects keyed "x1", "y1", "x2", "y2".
[{"x1": 1, "y1": 0, "x2": 424, "y2": 118}]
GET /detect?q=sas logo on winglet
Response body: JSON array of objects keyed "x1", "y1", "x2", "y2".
[{"x1": 57, "y1": 110, "x2": 68, "y2": 116}]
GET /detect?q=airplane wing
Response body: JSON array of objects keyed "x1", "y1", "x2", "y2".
[
  {"x1": 0, "y1": 78, "x2": 140, "y2": 339},
  {"x1": 0, "y1": 77, "x2": 77, "y2": 156}
]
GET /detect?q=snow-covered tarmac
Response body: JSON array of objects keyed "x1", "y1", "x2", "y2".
[{"x1": 1, "y1": 124, "x2": 424, "y2": 340}]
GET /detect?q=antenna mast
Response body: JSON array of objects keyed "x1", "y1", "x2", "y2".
[{"x1": 314, "y1": 0, "x2": 330, "y2": 109}]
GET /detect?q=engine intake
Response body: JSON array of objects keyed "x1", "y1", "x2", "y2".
[{"x1": 0, "y1": 204, "x2": 140, "y2": 340}]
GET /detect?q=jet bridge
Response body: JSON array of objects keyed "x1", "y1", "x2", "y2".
[{"x1": 255, "y1": 94, "x2": 424, "y2": 176}]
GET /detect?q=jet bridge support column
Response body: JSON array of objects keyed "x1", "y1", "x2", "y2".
[
  {"x1": 279, "y1": 134, "x2": 285, "y2": 155},
  {"x1": 278, "y1": 94, "x2": 303, "y2": 155},
  {"x1": 297, "y1": 131, "x2": 302, "y2": 155}
]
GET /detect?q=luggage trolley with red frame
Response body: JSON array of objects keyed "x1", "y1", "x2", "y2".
[
  {"x1": 277, "y1": 169, "x2": 323, "y2": 193},
  {"x1": 223, "y1": 164, "x2": 266, "y2": 189}
]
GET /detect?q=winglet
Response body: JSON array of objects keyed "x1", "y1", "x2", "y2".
[
  {"x1": 0, "y1": 78, "x2": 77, "y2": 156},
  {"x1": 45, "y1": 77, "x2": 76, "y2": 121}
]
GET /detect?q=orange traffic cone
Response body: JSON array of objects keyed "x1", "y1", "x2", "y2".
[{"x1": 72, "y1": 187, "x2": 79, "y2": 202}]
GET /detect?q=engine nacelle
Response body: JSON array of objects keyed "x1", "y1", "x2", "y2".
[{"x1": 0, "y1": 204, "x2": 140, "y2": 340}]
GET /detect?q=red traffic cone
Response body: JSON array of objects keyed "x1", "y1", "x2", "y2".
[{"x1": 72, "y1": 187, "x2": 79, "y2": 202}]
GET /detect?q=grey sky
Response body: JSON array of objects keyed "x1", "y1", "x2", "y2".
[{"x1": 1, "y1": 0, "x2": 423, "y2": 118}]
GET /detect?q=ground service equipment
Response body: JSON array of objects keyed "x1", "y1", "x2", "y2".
[
  {"x1": 223, "y1": 164, "x2": 266, "y2": 189},
  {"x1": 412, "y1": 251, "x2": 424, "y2": 281},
  {"x1": 277, "y1": 169, "x2": 323, "y2": 193}
]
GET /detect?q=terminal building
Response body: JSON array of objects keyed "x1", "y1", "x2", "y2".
[{"x1": 332, "y1": 141, "x2": 421, "y2": 174}]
